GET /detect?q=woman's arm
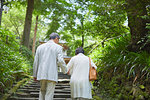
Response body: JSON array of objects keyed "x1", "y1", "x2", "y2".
[
  {"x1": 91, "y1": 59, "x2": 97, "y2": 69},
  {"x1": 66, "y1": 57, "x2": 74, "y2": 75}
]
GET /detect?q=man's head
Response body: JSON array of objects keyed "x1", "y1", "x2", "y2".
[
  {"x1": 75, "y1": 47, "x2": 84, "y2": 55},
  {"x1": 49, "y1": 32, "x2": 60, "y2": 44}
]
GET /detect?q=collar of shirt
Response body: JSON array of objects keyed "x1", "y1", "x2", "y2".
[
  {"x1": 47, "y1": 40, "x2": 55, "y2": 44},
  {"x1": 78, "y1": 53, "x2": 84, "y2": 56}
]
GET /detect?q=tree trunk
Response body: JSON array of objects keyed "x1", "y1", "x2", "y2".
[
  {"x1": 32, "y1": 15, "x2": 38, "y2": 56},
  {"x1": 81, "y1": 33, "x2": 84, "y2": 47},
  {"x1": 0, "y1": 0, "x2": 4, "y2": 26},
  {"x1": 21, "y1": 0, "x2": 34, "y2": 48},
  {"x1": 126, "y1": 0, "x2": 149, "y2": 52},
  {"x1": 81, "y1": 18, "x2": 84, "y2": 47}
]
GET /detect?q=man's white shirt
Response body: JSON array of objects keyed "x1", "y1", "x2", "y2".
[{"x1": 33, "y1": 40, "x2": 67, "y2": 82}]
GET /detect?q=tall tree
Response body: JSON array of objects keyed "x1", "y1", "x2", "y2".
[
  {"x1": 0, "y1": 0, "x2": 8, "y2": 26},
  {"x1": 84, "y1": 0, "x2": 150, "y2": 52},
  {"x1": 21, "y1": 0, "x2": 34, "y2": 48},
  {"x1": 125, "y1": 0, "x2": 150, "y2": 52},
  {"x1": 0, "y1": 0, "x2": 4, "y2": 26},
  {"x1": 32, "y1": 15, "x2": 38, "y2": 56},
  {"x1": 81, "y1": 18, "x2": 84, "y2": 47}
]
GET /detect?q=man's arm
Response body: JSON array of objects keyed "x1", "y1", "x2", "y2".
[
  {"x1": 57, "y1": 47, "x2": 67, "y2": 74},
  {"x1": 66, "y1": 57, "x2": 74, "y2": 75}
]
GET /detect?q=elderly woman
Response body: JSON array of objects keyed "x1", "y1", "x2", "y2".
[{"x1": 67, "y1": 47, "x2": 97, "y2": 100}]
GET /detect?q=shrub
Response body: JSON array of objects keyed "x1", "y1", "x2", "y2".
[
  {"x1": 0, "y1": 28, "x2": 33, "y2": 94},
  {"x1": 90, "y1": 34, "x2": 150, "y2": 99}
]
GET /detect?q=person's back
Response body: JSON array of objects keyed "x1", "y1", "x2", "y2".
[
  {"x1": 33, "y1": 33, "x2": 67, "y2": 100},
  {"x1": 35, "y1": 40, "x2": 63, "y2": 82},
  {"x1": 67, "y1": 47, "x2": 97, "y2": 100},
  {"x1": 70, "y1": 53, "x2": 89, "y2": 82}
]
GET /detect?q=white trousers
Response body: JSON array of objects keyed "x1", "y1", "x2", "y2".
[{"x1": 39, "y1": 80, "x2": 56, "y2": 100}]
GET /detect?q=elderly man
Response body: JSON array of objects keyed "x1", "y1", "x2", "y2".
[{"x1": 33, "y1": 33, "x2": 67, "y2": 100}]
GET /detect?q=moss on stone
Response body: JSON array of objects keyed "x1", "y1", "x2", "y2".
[{"x1": 1, "y1": 78, "x2": 29, "y2": 100}]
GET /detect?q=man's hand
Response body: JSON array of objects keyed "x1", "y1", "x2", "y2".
[
  {"x1": 34, "y1": 77, "x2": 38, "y2": 82},
  {"x1": 67, "y1": 69, "x2": 70, "y2": 75}
]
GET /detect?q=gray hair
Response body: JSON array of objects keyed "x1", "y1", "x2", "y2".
[{"x1": 49, "y1": 32, "x2": 60, "y2": 39}]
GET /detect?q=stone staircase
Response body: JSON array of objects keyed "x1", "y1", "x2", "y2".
[{"x1": 8, "y1": 72, "x2": 71, "y2": 100}]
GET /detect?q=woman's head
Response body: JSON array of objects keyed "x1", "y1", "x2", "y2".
[{"x1": 75, "y1": 47, "x2": 84, "y2": 55}]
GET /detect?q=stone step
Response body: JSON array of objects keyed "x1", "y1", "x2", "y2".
[
  {"x1": 26, "y1": 83, "x2": 70, "y2": 87},
  {"x1": 9, "y1": 97, "x2": 72, "y2": 100},
  {"x1": 30, "y1": 92, "x2": 71, "y2": 98},
  {"x1": 60, "y1": 88, "x2": 71, "y2": 91},
  {"x1": 8, "y1": 73, "x2": 72, "y2": 100},
  {"x1": 23, "y1": 83, "x2": 70, "y2": 87},
  {"x1": 24, "y1": 84, "x2": 70, "y2": 87},
  {"x1": 58, "y1": 79, "x2": 70, "y2": 83},
  {"x1": 8, "y1": 97, "x2": 38, "y2": 100},
  {"x1": 29, "y1": 92, "x2": 40, "y2": 97},
  {"x1": 28, "y1": 83, "x2": 40, "y2": 85},
  {"x1": 26, "y1": 80, "x2": 70, "y2": 85},
  {"x1": 17, "y1": 89, "x2": 70, "y2": 94},
  {"x1": 21, "y1": 87, "x2": 39, "y2": 90},
  {"x1": 55, "y1": 86, "x2": 70, "y2": 89},
  {"x1": 17, "y1": 88, "x2": 29, "y2": 92},
  {"x1": 21, "y1": 86, "x2": 70, "y2": 90},
  {"x1": 54, "y1": 90, "x2": 71, "y2": 94},
  {"x1": 10, "y1": 98, "x2": 72, "y2": 100},
  {"x1": 17, "y1": 89, "x2": 39, "y2": 93},
  {"x1": 14, "y1": 92, "x2": 30, "y2": 97},
  {"x1": 56, "y1": 84, "x2": 70, "y2": 86},
  {"x1": 54, "y1": 98, "x2": 72, "y2": 100},
  {"x1": 24, "y1": 85, "x2": 40, "y2": 88},
  {"x1": 54, "y1": 93, "x2": 71, "y2": 98}
]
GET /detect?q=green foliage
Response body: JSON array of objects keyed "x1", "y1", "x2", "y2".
[
  {"x1": 44, "y1": 0, "x2": 129, "y2": 55},
  {"x1": 2, "y1": 4, "x2": 25, "y2": 38},
  {"x1": 0, "y1": 28, "x2": 33, "y2": 94},
  {"x1": 1, "y1": 0, "x2": 149, "y2": 98},
  {"x1": 84, "y1": 0, "x2": 128, "y2": 39},
  {"x1": 19, "y1": 46, "x2": 33, "y2": 66},
  {"x1": 2, "y1": 3, "x2": 49, "y2": 49},
  {"x1": 68, "y1": 39, "x2": 82, "y2": 56},
  {"x1": 91, "y1": 34, "x2": 150, "y2": 79},
  {"x1": 90, "y1": 34, "x2": 150, "y2": 99},
  {"x1": 45, "y1": 0, "x2": 73, "y2": 38}
]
